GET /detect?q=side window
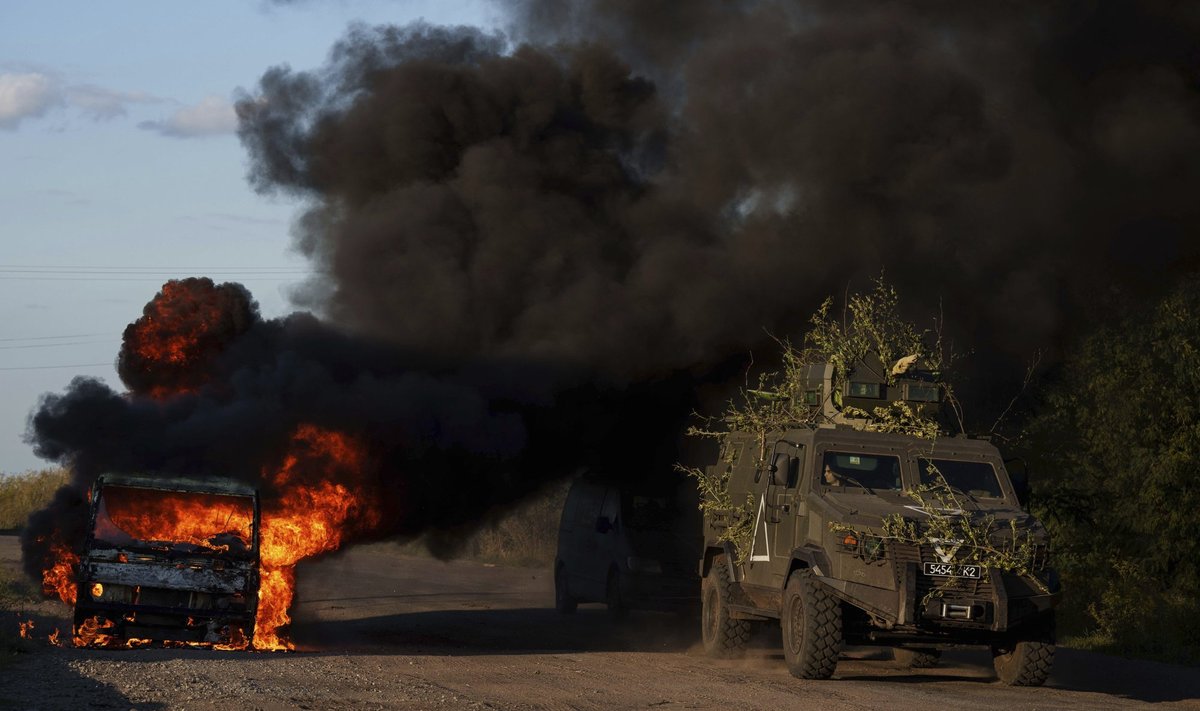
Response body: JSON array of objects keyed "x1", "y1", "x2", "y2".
[
  {"x1": 600, "y1": 487, "x2": 621, "y2": 530},
  {"x1": 572, "y1": 485, "x2": 601, "y2": 528}
]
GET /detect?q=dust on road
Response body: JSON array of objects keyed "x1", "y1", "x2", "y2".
[{"x1": 2, "y1": 536, "x2": 1197, "y2": 710}]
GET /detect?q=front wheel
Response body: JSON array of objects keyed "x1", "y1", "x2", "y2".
[
  {"x1": 701, "y1": 554, "x2": 751, "y2": 658},
  {"x1": 992, "y1": 613, "x2": 1056, "y2": 686},
  {"x1": 781, "y1": 568, "x2": 842, "y2": 680}
]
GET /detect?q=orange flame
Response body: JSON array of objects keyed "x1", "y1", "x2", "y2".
[
  {"x1": 18, "y1": 619, "x2": 33, "y2": 639},
  {"x1": 42, "y1": 542, "x2": 78, "y2": 607},
  {"x1": 252, "y1": 424, "x2": 381, "y2": 650},
  {"x1": 97, "y1": 487, "x2": 254, "y2": 552},
  {"x1": 48, "y1": 628, "x2": 61, "y2": 646},
  {"x1": 43, "y1": 424, "x2": 379, "y2": 652}
]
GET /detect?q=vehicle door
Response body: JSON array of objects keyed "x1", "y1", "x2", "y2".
[
  {"x1": 743, "y1": 442, "x2": 805, "y2": 588},
  {"x1": 594, "y1": 486, "x2": 622, "y2": 593}
]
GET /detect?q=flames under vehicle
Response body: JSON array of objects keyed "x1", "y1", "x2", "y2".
[
  {"x1": 73, "y1": 474, "x2": 260, "y2": 648},
  {"x1": 699, "y1": 359, "x2": 1062, "y2": 685}
]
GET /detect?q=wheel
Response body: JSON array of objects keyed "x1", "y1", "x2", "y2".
[
  {"x1": 606, "y1": 569, "x2": 628, "y2": 621},
  {"x1": 893, "y1": 647, "x2": 941, "y2": 668},
  {"x1": 781, "y1": 568, "x2": 842, "y2": 680},
  {"x1": 700, "y1": 554, "x2": 751, "y2": 658},
  {"x1": 992, "y1": 613, "x2": 1056, "y2": 686},
  {"x1": 554, "y1": 565, "x2": 577, "y2": 614}
]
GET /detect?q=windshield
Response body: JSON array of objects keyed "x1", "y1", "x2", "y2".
[
  {"x1": 918, "y1": 459, "x2": 1004, "y2": 498},
  {"x1": 92, "y1": 485, "x2": 255, "y2": 554},
  {"x1": 821, "y1": 452, "x2": 903, "y2": 491}
]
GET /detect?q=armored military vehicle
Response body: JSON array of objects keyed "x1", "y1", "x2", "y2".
[
  {"x1": 73, "y1": 474, "x2": 260, "y2": 647},
  {"x1": 698, "y1": 357, "x2": 1061, "y2": 685}
]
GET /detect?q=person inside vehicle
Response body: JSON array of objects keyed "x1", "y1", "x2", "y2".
[{"x1": 823, "y1": 464, "x2": 843, "y2": 486}]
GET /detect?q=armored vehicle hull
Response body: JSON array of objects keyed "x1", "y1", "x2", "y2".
[{"x1": 699, "y1": 427, "x2": 1060, "y2": 685}]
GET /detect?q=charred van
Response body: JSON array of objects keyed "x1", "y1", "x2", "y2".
[
  {"x1": 555, "y1": 475, "x2": 701, "y2": 616},
  {"x1": 73, "y1": 474, "x2": 260, "y2": 647}
]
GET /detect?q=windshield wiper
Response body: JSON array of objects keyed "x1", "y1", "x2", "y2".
[{"x1": 837, "y1": 475, "x2": 876, "y2": 495}]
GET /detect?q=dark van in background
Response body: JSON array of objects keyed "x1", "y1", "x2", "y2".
[{"x1": 554, "y1": 473, "x2": 700, "y2": 617}]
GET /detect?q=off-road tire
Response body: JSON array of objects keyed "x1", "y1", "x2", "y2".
[
  {"x1": 893, "y1": 647, "x2": 941, "y2": 668},
  {"x1": 701, "y1": 554, "x2": 751, "y2": 658},
  {"x1": 992, "y1": 613, "x2": 1056, "y2": 686},
  {"x1": 606, "y1": 569, "x2": 628, "y2": 621},
  {"x1": 554, "y1": 565, "x2": 577, "y2": 614},
  {"x1": 781, "y1": 568, "x2": 842, "y2": 680}
]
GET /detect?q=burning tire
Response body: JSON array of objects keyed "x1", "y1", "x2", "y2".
[
  {"x1": 781, "y1": 568, "x2": 842, "y2": 680},
  {"x1": 701, "y1": 554, "x2": 750, "y2": 658},
  {"x1": 992, "y1": 613, "x2": 1056, "y2": 686}
]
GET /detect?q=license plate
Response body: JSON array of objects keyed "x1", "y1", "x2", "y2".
[{"x1": 923, "y1": 562, "x2": 983, "y2": 579}]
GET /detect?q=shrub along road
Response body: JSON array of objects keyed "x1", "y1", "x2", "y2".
[{"x1": 1, "y1": 535, "x2": 1197, "y2": 710}]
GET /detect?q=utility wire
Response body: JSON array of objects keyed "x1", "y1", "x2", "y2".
[
  {"x1": 0, "y1": 363, "x2": 111, "y2": 371},
  {"x1": 0, "y1": 333, "x2": 109, "y2": 342},
  {"x1": 0, "y1": 340, "x2": 116, "y2": 350}
]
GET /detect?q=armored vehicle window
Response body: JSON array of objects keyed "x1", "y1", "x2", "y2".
[
  {"x1": 821, "y1": 452, "x2": 902, "y2": 491},
  {"x1": 918, "y1": 459, "x2": 1004, "y2": 498}
]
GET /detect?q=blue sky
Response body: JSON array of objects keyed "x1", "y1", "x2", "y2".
[{"x1": 0, "y1": 1, "x2": 500, "y2": 473}]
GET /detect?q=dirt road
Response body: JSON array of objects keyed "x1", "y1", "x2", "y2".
[{"x1": 2, "y1": 535, "x2": 1197, "y2": 710}]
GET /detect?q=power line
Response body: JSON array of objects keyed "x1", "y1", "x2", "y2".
[
  {"x1": 0, "y1": 340, "x2": 116, "y2": 350},
  {"x1": 0, "y1": 363, "x2": 111, "y2": 372},
  {"x1": 0, "y1": 333, "x2": 109, "y2": 342}
]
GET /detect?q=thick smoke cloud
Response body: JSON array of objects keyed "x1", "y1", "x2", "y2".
[
  {"x1": 24, "y1": 278, "x2": 698, "y2": 577},
  {"x1": 23, "y1": 3, "x2": 1200, "y2": 580},
  {"x1": 239, "y1": 3, "x2": 1200, "y2": 394}
]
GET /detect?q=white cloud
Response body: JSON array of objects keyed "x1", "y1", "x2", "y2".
[
  {"x1": 138, "y1": 95, "x2": 238, "y2": 138},
  {"x1": 0, "y1": 72, "x2": 60, "y2": 129},
  {"x1": 66, "y1": 84, "x2": 161, "y2": 120}
]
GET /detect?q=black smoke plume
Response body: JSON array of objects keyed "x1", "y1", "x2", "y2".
[
  {"x1": 23, "y1": 278, "x2": 697, "y2": 580},
  {"x1": 238, "y1": 5, "x2": 1200, "y2": 391},
  {"x1": 23, "y1": 3, "x2": 1200, "y2": 578}
]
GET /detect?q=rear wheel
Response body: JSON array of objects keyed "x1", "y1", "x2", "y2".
[
  {"x1": 992, "y1": 613, "x2": 1056, "y2": 686},
  {"x1": 554, "y1": 565, "x2": 577, "y2": 614},
  {"x1": 606, "y1": 569, "x2": 628, "y2": 621},
  {"x1": 701, "y1": 554, "x2": 751, "y2": 658},
  {"x1": 781, "y1": 568, "x2": 842, "y2": 680}
]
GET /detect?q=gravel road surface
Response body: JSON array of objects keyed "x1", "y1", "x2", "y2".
[{"x1": 2, "y1": 535, "x2": 1198, "y2": 710}]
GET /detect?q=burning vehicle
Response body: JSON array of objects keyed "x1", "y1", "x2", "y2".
[{"x1": 72, "y1": 473, "x2": 260, "y2": 648}]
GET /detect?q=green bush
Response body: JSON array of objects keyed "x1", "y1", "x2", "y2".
[
  {"x1": 0, "y1": 468, "x2": 71, "y2": 530},
  {"x1": 1025, "y1": 279, "x2": 1200, "y2": 663}
]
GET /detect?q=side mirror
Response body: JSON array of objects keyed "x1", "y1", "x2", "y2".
[{"x1": 771, "y1": 453, "x2": 791, "y2": 486}]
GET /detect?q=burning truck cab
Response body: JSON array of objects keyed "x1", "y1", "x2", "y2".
[{"x1": 73, "y1": 474, "x2": 260, "y2": 648}]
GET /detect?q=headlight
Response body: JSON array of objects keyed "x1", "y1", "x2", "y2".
[
  {"x1": 626, "y1": 557, "x2": 662, "y2": 574},
  {"x1": 89, "y1": 582, "x2": 134, "y2": 604}
]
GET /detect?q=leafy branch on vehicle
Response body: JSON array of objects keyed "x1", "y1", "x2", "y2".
[
  {"x1": 678, "y1": 458, "x2": 756, "y2": 565},
  {"x1": 833, "y1": 464, "x2": 1047, "y2": 604},
  {"x1": 686, "y1": 279, "x2": 957, "y2": 565},
  {"x1": 688, "y1": 277, "x2": 954, "y2": 463}
]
